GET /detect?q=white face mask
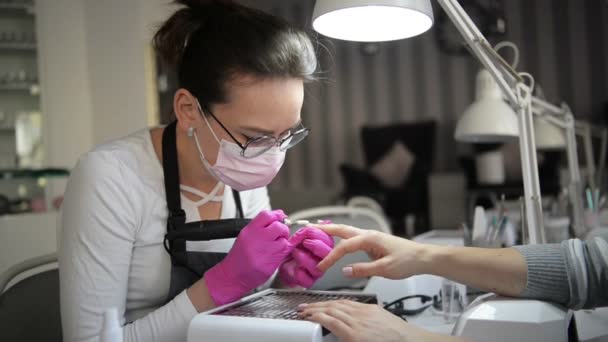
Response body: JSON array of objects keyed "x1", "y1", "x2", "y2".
[{"x1": 191, "y1": 107, "x2": 286, "y2": 192}]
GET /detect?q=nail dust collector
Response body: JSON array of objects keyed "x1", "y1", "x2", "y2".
[{"x1": 188, "y1": 289, "x2": 377, "y2": 342}]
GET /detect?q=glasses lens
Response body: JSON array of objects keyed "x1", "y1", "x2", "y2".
[
  {"x1": 243, "y1": 136, "x2": 275, "y2": 158},
  {"x1": 280, "y1": 129, "x2": 309, "y2": 151}
]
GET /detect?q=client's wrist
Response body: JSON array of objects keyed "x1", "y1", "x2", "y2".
[{"x1": 417, "y1": 243, "x2": 447, "y2": 276}]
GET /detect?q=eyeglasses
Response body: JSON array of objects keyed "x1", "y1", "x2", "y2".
[{"x1": 203, "y1": 105, "x2": 310, "y2": 158}]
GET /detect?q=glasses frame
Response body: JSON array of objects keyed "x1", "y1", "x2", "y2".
[{"x1": 201, "y1": 104, "x2": 310, "y2": 158}]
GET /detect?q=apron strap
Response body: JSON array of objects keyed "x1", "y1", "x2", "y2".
[
  {"x1": 162, "y1": 121, "x2": 186, "y2": 229},
  {"x1": 233, "y1": 189, "x2": 244, "y2": 219}
]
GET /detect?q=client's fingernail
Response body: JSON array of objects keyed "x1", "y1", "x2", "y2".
[
  {"x1": 297, "y1": 303, "x2": 308, "y2": 310},
  {"x1": 342, "y1": 266, "x2": 353, "y2": 277}
]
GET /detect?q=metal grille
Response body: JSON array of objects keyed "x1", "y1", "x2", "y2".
[{"x1": 214, "y1": 291, "x2": 376, "y2": 320}]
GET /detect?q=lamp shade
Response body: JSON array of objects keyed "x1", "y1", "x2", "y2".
[
  {"x1": 312, "y1": 0, "x2": 434, "y2": 42},
  {"x1": 534, "y1": 116, "x2": 566, "y2": 150},
  {"x1": 454, "y1": 69, "x2": 519, "y2": 143}
]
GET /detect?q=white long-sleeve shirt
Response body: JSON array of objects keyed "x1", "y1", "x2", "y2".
[{"x1": 59, "y1": 129, "x2": 271, "y2": 342}]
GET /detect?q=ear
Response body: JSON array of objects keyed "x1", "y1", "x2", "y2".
[{"x1": 174, "y1": 88, "x2": 201, "y2": 134}]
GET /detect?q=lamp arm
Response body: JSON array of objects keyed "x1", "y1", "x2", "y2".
[
  {"x1": 574, "y1": 122, "x2": 597, "y2": 190},
  {"x1": 530, "y1": 99, "x2": 569, "y2": 129},
  {"x1": 437, "y1": 0, "x2": 545, "y2": 244},
  {"x1": 436, "y1": 0, "x2": 520, "y2": 104},
  {"x1": 529, "y1": 98, "x2": 587, "y2": 236},
  {"x1": 533, "y1": 96, "x2": 603, "y2": 191},
  {"x1": 573, "y1": 123, "x2": 607, "y2": 191},
  {"x1": 562, "y1": 112, "x2": 587, "y2": 237},
  {"x1": 531, "y1": 96, "x2": 565, "y2": 117}
]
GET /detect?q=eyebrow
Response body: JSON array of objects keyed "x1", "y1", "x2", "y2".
[{"x1": 240, "y1": 119, "x2": 302, "y2": 137}]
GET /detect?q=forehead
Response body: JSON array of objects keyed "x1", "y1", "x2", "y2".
[{"x1": 220, "y1": 75, "x2": 304, "y2": 127}]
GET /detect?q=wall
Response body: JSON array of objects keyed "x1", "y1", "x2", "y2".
[
  {"x1": 36, "y1": 0, "x2": 172, "y2": 169},
  {"x1": 243, "y1": 0, "x2": 608, "y2": 193},
  {"x1": 36, "y1": 0, "x2": 94, "y2": 169}
]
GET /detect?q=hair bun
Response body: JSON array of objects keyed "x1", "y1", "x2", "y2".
[
  {"x1": 153, "y1": 0, "x2": 232, "y2": 66},
  {"x1": 176, "y1": 0, "x2": 232, "y2": 11}
]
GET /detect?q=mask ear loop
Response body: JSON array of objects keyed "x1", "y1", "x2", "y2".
[
  {"x1": 195, "y1": 100, "x2": 221, "y2": 144},
  {"x1": 189, "y1": 120, "x2": 223, "y2": 188},
  {"x1": 187, "y1": 99, "x2": 221, "y2": 166},
  {"x1": 192, "y1": 129, "x2": 211, "y2": 166}
]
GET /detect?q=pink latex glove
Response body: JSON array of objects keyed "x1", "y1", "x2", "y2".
[
  {"x1": 204, "y1": 209, "x2": 291, "y2": 305},
  {"x1": 279, "y1": 227, "x2": 334, "y2": 288}
]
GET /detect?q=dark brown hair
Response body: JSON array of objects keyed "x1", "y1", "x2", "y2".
[{"x1": 153, "y1": 0, "x2": 317, "y2": 109}]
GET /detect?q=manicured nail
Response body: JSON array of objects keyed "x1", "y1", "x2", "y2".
[
  {"x1": 342, "y1": 266, "x2": 353, "y2": 277},
  {"x1": 298, "y1": 303, "x2": 308, "y2": 310}
]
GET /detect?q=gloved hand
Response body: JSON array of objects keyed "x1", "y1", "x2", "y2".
[
  {"x1": 279, "y1": 227, "x2": 334, "y2": 288},
  {"x1": 204, "y1": 209, "x2": 291, "y2": 305}
]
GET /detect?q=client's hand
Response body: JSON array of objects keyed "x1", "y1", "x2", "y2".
[
  {"x1": 298, "y1": 300, "x2": 464, "y2": 342},
  {"x1": 315, "y1": 224, "x2": 433, "y2": 280}
]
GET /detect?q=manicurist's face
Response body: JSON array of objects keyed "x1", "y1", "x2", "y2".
[{"x1": 177, "y1": 75, "x2": 304, "y2": 165}]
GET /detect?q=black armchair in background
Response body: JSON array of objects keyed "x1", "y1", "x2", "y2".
[{"x1": 339, "y1": 121, "x2": 437, "y2": 236}]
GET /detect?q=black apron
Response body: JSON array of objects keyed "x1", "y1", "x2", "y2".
[{"x1": 162, "y1": 120, "x2": 251, "y2": 302}]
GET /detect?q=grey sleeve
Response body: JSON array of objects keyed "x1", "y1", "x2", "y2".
[{"x1": 513, "y1": 236, "x2": 608, "y2": 310}]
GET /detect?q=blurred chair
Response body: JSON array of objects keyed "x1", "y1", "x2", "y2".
[
  {"x1": 288, "y1": 206, "x2": 391, "y2": 291},
  {"x1": 270, "y1": 187, "x2": 338, "y2": 215},
  {"x1": 346, "y1": 196, "x2": 385, "y2": 216},
  {"x1": 0, "y1": 252, "x2": 61, "y2": 342},
  {"x1": 340, "y1": 121, "x2": 437, "y2": 236}
]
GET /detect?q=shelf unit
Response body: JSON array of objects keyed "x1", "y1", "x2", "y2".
[
  {"x1": 0, "y1": 42, "x2": 36, "y2": 51},
  {"x1": 0, "y1": 3, "x2": 34, "y2": 15},
  {"x1": 0, "y1": 0, "x2": 41, "y2": 169},
  {"x1": 0, "y1": 83, "x2": 39, "y2": 92}
]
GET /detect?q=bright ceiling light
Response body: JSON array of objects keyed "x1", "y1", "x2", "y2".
[{"x1": 312, "y1": 0, "x2": 434, "y2": 42}]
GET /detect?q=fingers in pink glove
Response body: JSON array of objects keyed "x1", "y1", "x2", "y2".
[
  {"x1": 289, "y1": 227, "x2": 334, "y2": 248},
  {"x1": 293, "y1": 268, "x2": 315, "y2": 288},
  {"x1": 264, "y1": 221, "x2": 290, "y2": 241},
  {"x1": 279, "y1": 258, "x2": 316, "y2": 288},
  {"x1": 302, "y1": 238, "x2": 333, "y2": 259},
  {"x1": 250, "y1": 209, "x2": 287, "y2": 229},
  {"x1": 278, "y1": 259, "x2": 298, "y2": 287},
  {"x1": 292, "y1": 247, "x2": 323, "y2": 278}
]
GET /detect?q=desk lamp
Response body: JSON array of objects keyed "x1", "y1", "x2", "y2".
[
  {"x1": 313, "y1": 0, "x2": 545, "y2": 244},
  {"x1": 532, "y1": 98, "x2": 586, "y2": 237},
  {"x1": 454, "y1": 69, "x2": 519, "y2": 143},
  {"x1": 573, "y1": 122, "x2": 608, "y2": 192},
  {"x1": 535, "y1": 98, "x2": 608, "y2": 234}
]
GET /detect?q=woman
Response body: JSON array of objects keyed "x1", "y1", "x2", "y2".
[
  {"x1": 298, "y1": 224, "x2": 608, "y2": 342},
  {"x1": 59, "y1": 1, "x2": 333, "y2": 341}
]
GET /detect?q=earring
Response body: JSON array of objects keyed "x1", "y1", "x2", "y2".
[{"x1": 187, "y1": 127, "x2": 195, "y2": 137}]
